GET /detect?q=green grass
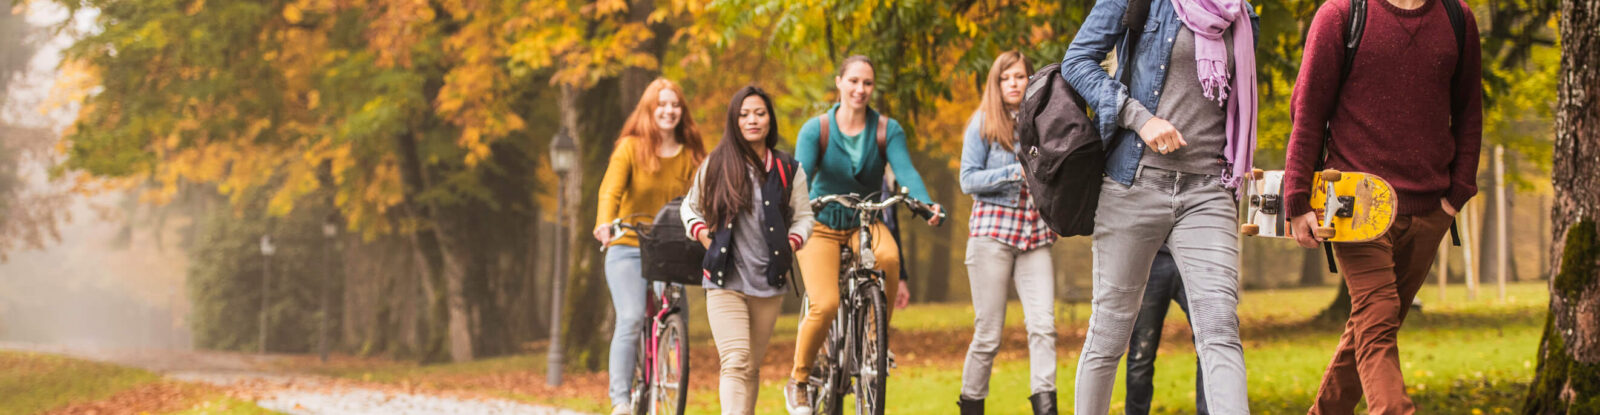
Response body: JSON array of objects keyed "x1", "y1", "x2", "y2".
[
  {"x1": 0, "y1": 350, "x2": 164, "y2": 414},
  {"x1": 307, "y1": 281, "x2": 1549, "y2": 414},
  {"x1": 0, "y1": 351, "x2": 274, "y2": 415},
  {"x1": 691, "y1": 281, "x2": 1549, "y2": 414}
]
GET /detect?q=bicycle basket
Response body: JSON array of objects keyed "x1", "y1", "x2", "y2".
[{"x1": 639, "y1": 197, "x2": 706, "y2": 285}]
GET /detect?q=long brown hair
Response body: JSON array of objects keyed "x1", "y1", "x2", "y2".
[
  {"x1": 617, "y1": 78, "x2": 706, "y2": 172},
  {"x1": 698, "y1": 86, "x2": 780, "y2": 227},
  {"x1": 978, "y1": 51, "x2": 1031, "y2": 152}
]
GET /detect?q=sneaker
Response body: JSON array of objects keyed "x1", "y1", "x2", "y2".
[
  {"x1": 888, "y1": 349, "x2": 897, "y2": 369},
  {"x1": 610, "y1": 403, "x2": 631, "y2": 415},
  {"x1": 784, "y1": 379, "x2": 814, "y2": 415}
]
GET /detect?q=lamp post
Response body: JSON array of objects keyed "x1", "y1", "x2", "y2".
[
  {"x1": 320, "y1": 215, "x2": 339, "y2": 363},
  {"x1": 547, "y1": 127, "x2": 577, "y2": 386},
  {"x1": 258, "y1": 235, "x2": 276, "y2": 355}
]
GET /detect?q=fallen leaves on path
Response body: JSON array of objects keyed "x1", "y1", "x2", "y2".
[{"x1": 40, "y1": 381, "x2": 216, "y2": 415}]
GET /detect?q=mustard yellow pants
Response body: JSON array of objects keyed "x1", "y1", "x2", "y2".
[{"x1": 790, "y1": 221, "x2": 900, "y2": 381}]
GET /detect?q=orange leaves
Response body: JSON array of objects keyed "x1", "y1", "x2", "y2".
[
  {"x1": 365, "y1": 0, "x2": 434, "y2": 68},
  {"x1": 435, "y1": 3, "x2": 525, "y2": 167}
]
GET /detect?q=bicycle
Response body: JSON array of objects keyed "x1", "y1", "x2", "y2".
[
  {"x1": 803, "y1": 188, "x2": 943, "y2": 415},
  {"x1": 604, "y1": 217, "x2": 690, "y2": 415}
]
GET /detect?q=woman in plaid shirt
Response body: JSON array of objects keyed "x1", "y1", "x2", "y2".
[{"x1": 955, "y1": 51, "x2": 1060, "y2": 415}]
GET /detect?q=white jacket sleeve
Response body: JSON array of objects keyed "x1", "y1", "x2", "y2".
[
  {"x1": 682, "y1": 164, "x2": 709, "y2": 240},
  {"x1": 787, "y1": 168, "x2": 815, "y2": 249}
]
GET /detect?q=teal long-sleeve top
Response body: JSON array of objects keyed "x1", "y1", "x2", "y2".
[{"x1": 795, "y1": 104, "x2": 935, "y2": 230}]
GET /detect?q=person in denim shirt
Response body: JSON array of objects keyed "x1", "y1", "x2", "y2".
[
  {"x1": 1059, "y1": 0, "x2": 1259, "y2": 412},
  {"x1": 956, "y1": 51, "x2": 1059, "y2": 415}
]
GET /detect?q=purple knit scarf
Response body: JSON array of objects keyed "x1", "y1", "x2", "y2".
[{"x1": 1171, "y1": 0, "x2": 1257, "y2": 192}]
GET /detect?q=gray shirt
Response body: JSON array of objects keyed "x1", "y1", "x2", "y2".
[
  {"x1": 681, "y1": 159, "x2": 814, "y2": 299},
  {"x1": 704, "y1": 176, "x2": 784, "y2": 297},
  {"x1": 1119, "y1": 26, "x2": 1234, "y2": 176}
]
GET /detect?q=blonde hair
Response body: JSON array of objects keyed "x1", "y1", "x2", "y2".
[
  {"x1": 617, "y1": 78, "x2": 706, "y2": 171},
  {"x1": 978, "y1": 51, "x2": 1032, "y2": 152}
]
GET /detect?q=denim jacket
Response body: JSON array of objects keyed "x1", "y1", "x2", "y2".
[
  {"x1": 1060, "y1": 0, "x2": 1259, "y2": 186},
  {"x1": 959, "y1": 112, "x2": 1026, "y2": 208}
]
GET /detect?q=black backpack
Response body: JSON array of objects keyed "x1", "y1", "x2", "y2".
[
  {"x1": 639, "y1": 197, "x2": 706, "y2": 285},
  {"x1": 1017, "y1": 0, "x2": 1167, "y2": 237},
  {"x1": 1015, "y1": 63, "x2": 1104, "y2": 237}
]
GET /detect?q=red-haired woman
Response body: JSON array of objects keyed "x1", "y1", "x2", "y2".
[{"x1": 593, "y1": 78, "x2": 707, "y2": 415}]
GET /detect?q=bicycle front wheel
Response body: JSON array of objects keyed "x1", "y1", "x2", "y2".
[
  {"x1": 852, "y1": 278, "x2": 889, "y2": 415},
  {"x1": 652, "y1": 306, "x2": 689, "y2": 414}
]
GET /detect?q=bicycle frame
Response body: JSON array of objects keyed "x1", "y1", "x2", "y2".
[
  {"x1": 639, "y1": 283, "x2": 685, "y2": 415},
  {"x1": 807, "y1": 189, "x2": 940, "y2": 414},
  {"x1": 609, "y1": 217, "x2": 689, "y2": 415}
]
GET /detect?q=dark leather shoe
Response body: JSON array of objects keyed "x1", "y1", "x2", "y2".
[
  {"x1": 957, "y1": 396, "x2": 984, "y2": 415},
  {"x1": 1029, "y1": 391, "x2": 1057, "y2": 415}
]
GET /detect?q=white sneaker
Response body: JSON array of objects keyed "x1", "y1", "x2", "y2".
[{"x1": 611, "y1": 403, "x2": 631, "y2": 415}]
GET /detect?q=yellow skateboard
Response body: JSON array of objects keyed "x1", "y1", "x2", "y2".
[{"x1": 1241, "y1": 169, "x2": 1397, "y2": 243}]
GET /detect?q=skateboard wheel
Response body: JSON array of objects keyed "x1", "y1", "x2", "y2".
[
  {"x1": 1319, "y1": 169, "x2": 1343, "y2": 182},
  {"x1": 1241, "y1": 224, "x2": 1260, "y2": 236},
  {"x1": 1315, "y1": 226, "x2": 1336, "y2": 239},
  {"x1": 1250, "y1": 168, "x2": 1265, "y2": 179}
]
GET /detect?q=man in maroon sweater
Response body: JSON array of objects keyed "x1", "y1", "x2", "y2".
[{"x1": 1284, "y1": 0, "x2": 1482, "y2": 411}]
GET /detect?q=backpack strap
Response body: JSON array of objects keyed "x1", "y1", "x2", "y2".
[
  {"x1": 876, "y1": 115, "x2": 888, "y2": 159},
  {"x1": 819, "y1": 113, "x2": 831, "y2": 161}
]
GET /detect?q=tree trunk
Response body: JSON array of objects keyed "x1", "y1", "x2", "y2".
[
  {"x1": 1523, "y1": 0, "x2": 1600, "y2": 409},
  {"x1": 1479, "y1": 167, "x2": 1500, "y2": 283},
  {"x1": 395, "y1": 129, "x2": 475, "y2": 362}
]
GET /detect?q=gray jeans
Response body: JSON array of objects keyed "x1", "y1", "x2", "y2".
[
  {"x1": 960, "y1": 237, "x2": 1057, "y2": 399},
  {"x1": 1075, "y1": 168, "x2": 1248, "y2": 415}
]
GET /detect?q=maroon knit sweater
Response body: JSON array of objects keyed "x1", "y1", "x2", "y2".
[{"x1": 1285, "y1": 0, "x2": 1482, "y2": 218}]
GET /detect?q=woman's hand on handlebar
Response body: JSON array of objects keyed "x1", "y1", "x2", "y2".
[
  {"x1": 593, "y1": 225, "x2": 612, "y2": 246},
  {"x1": 925, "y1": 204, "x2": 945, "y2": 227}
]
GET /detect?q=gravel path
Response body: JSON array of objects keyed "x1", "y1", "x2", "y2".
[{"x1": 1, "y1": 342, "x2": 593, "y2": 415}]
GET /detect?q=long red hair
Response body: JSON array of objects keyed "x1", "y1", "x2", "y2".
[{"x1": 618, "y1": 78, "x2": 706, "y2": 171}]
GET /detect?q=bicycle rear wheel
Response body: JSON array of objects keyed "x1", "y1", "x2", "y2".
[
  {"x1": 852, "y1": 278, "x2": 889, "y2": 415},
  {"x1": 652, "y1": 302, "x2": 689, "y2": 415}
]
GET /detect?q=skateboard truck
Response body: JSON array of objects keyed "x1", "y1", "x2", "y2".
[
  {"x1": 1241, "y1": 168, "x2": 1267, "y2": 236},
  {"x1": 1251, "y1": 194, "x2": 1282, "y2": 215},
  {"x1": 1315, "y1": 169, "x2": 1343, "y2": 239},
  {"x1": 1334, "y1": 196, "x2": 1355, "y2": 218}
]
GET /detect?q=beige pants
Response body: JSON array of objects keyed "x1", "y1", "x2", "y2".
[{"x1": 706, "y1": 289, "x2": 784, "y2": 415}]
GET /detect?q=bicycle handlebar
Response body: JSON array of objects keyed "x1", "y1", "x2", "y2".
[
  {"x1": 810, "y1": 187, "x2": 945, "y2": 226},
  {"x1": 600, "y1": 214, "x2": 653, "y2": 252}
]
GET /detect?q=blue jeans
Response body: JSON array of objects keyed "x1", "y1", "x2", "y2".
[
  {"x1": 606, "y1": 245, "x2": 647, "y2": 407},
  {"x1": 1125, "y1": 249, "x2": 1207, "y2": 415}
]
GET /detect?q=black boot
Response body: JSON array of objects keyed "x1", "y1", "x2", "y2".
[
  {"x1": 1029, "y1": 391, "x2": 1057, "y2": 415},
  {"x1": 957, "y1": 397, "x2": 984, "y2": 415}
]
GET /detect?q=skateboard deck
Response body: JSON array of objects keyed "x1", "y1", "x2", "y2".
[{"x1": 1241, "y1": 169, "x2": 1397, "y2": 243}]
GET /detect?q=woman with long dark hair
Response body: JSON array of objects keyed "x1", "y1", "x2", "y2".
[
  {"x1": 594, "y1": 78, "x2": 707, "y2": 415},
  {"x1": 955, "y1": 51, "x2": 1059, "y2": 415},
  {"x1": 681, "y1": 85, "x2": 814, "y2": 415}
]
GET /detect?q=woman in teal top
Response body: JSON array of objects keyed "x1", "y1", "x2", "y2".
[{"x1": 783, "y1": 54, "x2": 944, "y2": 415}]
